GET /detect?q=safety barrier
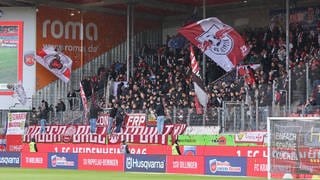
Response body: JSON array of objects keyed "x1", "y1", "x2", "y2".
[{"x1": 0, "y1": 146, "x2": 268, "y2": 178}]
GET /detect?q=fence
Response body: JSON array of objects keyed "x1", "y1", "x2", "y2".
[{"x1": 1, "y1": 100, "x2": 319, "y2": 134}]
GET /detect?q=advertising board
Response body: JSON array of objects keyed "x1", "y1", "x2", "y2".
[
  {"x1": 166, "y1": 155, "x2": 204, "y2": 174},
  {"x1": 125, "y1": 154, "x2": 166, "y2": 173},
  {"x1": 21, "y1": 152, "x2": 47, "y2": 168},
  {"x1": 205, "y1": 156, "x2": 247, "y2": 176},
  {"x1": 78, "y1": 154, "x2": 124, "y2": 171},
  {"x1": 0, "y1": 152, "x2": 20, "y2": 167},
  {"x1": 47, "y1": 153, "x2": 78, "y2": 169}
]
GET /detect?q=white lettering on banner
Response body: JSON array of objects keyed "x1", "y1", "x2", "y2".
[
  {"x1": 236, "y1": 149, "x2": 268, "y2": 158},
  {"x1": 140, "y1": 135, "x2": 166, "y2": 144},
  {"x1": 73, "y1": 134, "x2": 106, "y2": 144},
  {"x1": 126, "y1": 157, "x2": 165, "y2": 170},
  {"x1": 0, "y1": 157, "x2": 20, "y2": 164},
  {"x1": 56, "y1": 146, "x2": 146, "y2": 154},
  {"x1": 172, "y1": 161, "x2": 198, "y2": 169},
  {"x1": 42, "y1": 20, "x2": 98, "y2": 41},
  {"x1": 97, "y1": 114, "x2": 108, "y2": 126},
  {"x1": 253, "y1": 163, "x2": 267, "y2": 172},
  {"x1": 83, "y1": 159, "x2": 118, "y2": 166},
  {"x1": 26, "y1": 157, "x2": 43, "y2": 164},
  {"x1": 126, "y1": 114, "x2": 146, "y2": 127}
]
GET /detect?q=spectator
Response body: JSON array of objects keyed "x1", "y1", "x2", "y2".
[
  {"x1": 39, "y1": 100, "x2": 49, "y2": 134},
  {"x1": 107, "y1": 103, "x2": 117, "y2": 134},
  {"x1": 172, "y1": 139, "x2": 181, "y2": 155},
  {"x1": 114, "y1": 104, "x2": 125, "y2": 133},
  {"x1": 55, "y1": 99, "x2": 66, "y2": 124},
  {"x1": 120, "y1": 139, "x2": 130, "y2": 154},
  {"x1": 67, "y1": 89, "x2": 77, "y2": 110},
  {"x1": 155, "y1": 96, "x2": 165, "y2": 135},
  {"x1": 89, "y1": 103, "x2": 101, "y2": 134},
  {"x1": 29, "y1": 137, "x2": 38, "y2": 153}
]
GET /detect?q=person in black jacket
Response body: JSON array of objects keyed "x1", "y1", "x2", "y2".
[
  {"x1": 107, "y1": 103, "x2": 118, "y2": 134},
  {"x1": 89, "y1": 103, "x2": 101, "y2": 134},
  {"x1": 114, "y1": 105, "x2": 125, "y2": 133},
  {"x1": 155, "y1": 97, "x2": 165, "y2": 134}
]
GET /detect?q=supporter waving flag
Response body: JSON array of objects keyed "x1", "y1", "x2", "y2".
[
  {"x1": 35, "y1": 46, "x2": 72, "y2": 83},
  {"x1": 190, "y1": 45, "x2": 208, "y2": 111},
  {"x1": 179, "y1": 17, "x2": 250, "y2": 72}
]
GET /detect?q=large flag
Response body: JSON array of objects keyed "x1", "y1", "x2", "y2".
[
  {"x1": 190, "y1": 45, "x2": 208, "y2": 109},
  {"x1": 35, "y1": 46, "x2": 72, "y2": 83},
  {"x1": 179, "y1": 17, "x2": 250, "y2": 72}
]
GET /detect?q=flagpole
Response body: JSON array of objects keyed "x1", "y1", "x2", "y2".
[
  {"x1": 202, "y1": 0, "x2": 207, "y2": 126},
  {"x1": 202, "y1": 0, "x2": 206, "y2": 85}
]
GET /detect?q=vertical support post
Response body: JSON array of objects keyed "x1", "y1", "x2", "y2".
[
  {"x1": 126, "y1": 4, "x2": 130, "y2": 82},
  {"x1": 286, "y1": 0, "x2": 291, "y2": 113},
  {"x1": 131, "y1": 4, "x2": 134, "y2": 78}
]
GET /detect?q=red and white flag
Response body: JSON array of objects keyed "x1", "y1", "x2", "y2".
[
  {"x1": 80, "y1": 82, "x2": 88, "y2": 122},
  {"x1": 190, "y1": 45, "x2": 208, "y2": 109},
  {"x1": 179, "y1": 17, "x2": 250, "y2": 72},
  {"x1": 35, "y1": 46, "x2": 72, "y2": 82}
]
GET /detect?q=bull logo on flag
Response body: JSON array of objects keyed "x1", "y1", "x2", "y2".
[
  {"x1": 35, "y1": 46, "x2": 72, "y2": 83},
  {"x1": 197, "y1": 25, "x2": 233, "y2": 55},
  {"x1": 179, "y1": 17, "x2": 250, "y2": 72}
]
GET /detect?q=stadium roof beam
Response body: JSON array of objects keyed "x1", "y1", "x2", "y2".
[{"x1": 15, "y1": 0, "x2": 162, "y2": 20}]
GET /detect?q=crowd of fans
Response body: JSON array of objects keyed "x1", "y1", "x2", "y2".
[{"x1": 30, "y1": 16, "x2": 320, "y2": 131}]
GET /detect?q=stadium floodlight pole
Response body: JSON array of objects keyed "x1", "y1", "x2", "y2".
[{"x1": 285, "y1": 0, "x2": 291, "y2": 113}]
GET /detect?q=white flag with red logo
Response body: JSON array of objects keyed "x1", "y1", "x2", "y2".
[
  {"x1": 35, "y1": 46, "x2": 72, "y2": 82},
  {"x1": 179, "y1": 17, "x2": 250, "y2": 72}
]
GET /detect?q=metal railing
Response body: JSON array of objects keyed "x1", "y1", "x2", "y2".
[{"x1": 1, "y1": 101, "x2": 319, "y2": 134}]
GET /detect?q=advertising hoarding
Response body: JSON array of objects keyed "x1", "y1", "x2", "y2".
[
  {"x1": 21, "y1": 152, "x2": 47, "y2": 168},
  {"x1": 47, "y1": 153, "x2": 78, "y2": 169},
  {"x1": 78, "y1": 154, "x2": 124, "y2": 171},
  {"x1": 166, "y1": 155, "x2": 204, "y2": 174},
  {"x1": 205, "y1": 156, "x2": 247, "y2": 176},
  {"x1": 0, "y1": 152, "x2": 20, "y2": 167},
  {"x1": 125, "y1": 154, "x2": 166, "y2": 173}
]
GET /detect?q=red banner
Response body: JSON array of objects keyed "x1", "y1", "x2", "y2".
[
  {"x1": 166, "y1": 155, "x2": 204, "y2": 174},
  {"x1": 78, "y1": 154, "x2": 124, "y2": 171},
  {"x1": 246, "y1": 157, "x2": 267, "y2": 177},
  {"x1": 107, "y1": 134, "x2": 168, "y2": 145},
  {"x1": 6, "y1": 135, "x2": 23, "y2": 152},
  {"x1": 21, "y1": 152, "x2": 48, "y2": 168},
  {"x1": 196, "y1": 146, "x2": 267, "y2": 157},
  {"x1": 21, "y1": 143, "x2": 171, "y2": 155}
]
